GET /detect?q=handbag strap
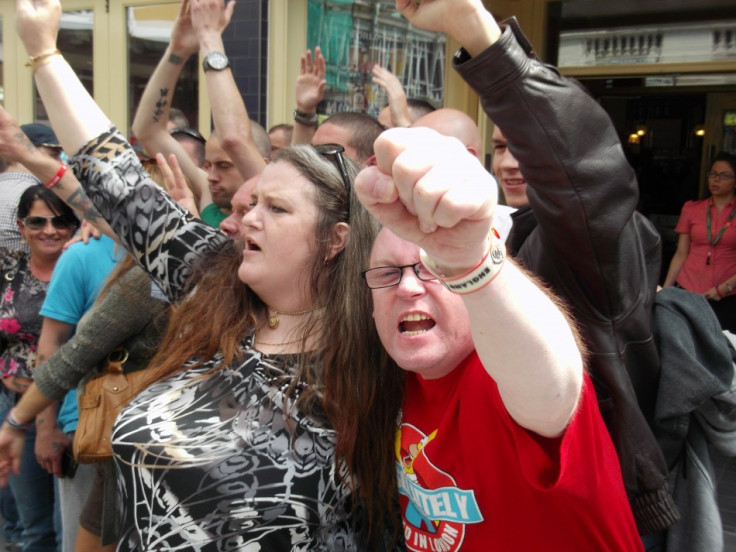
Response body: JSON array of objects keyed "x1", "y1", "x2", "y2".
[{"x1": 104, "y1": 347, "x2": 129, "y2": 375}]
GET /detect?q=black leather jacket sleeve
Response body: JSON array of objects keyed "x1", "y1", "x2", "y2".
[
  {"x1": 456, "y1": 23, "x2": 647, "y2": 324},
  {"x1": 454, "y1": 22, "x2": 679, "y2": 534}
]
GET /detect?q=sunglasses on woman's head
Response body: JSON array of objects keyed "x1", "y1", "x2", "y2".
[
  {"x1": 22, "y1": 215, "x2": 75, "y2": 231},
  {"x1": 313, "y1": 143, "x2": 351, "y2": 195}
]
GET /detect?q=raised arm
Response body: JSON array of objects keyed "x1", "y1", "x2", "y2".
[
  {"x1": 16, "y1": 0, "x2": 227, "y2": 301},
  {"x1": 130, "y1": 0, "x2": 211, "y2": 211},
  {"x1": 191, "y1": 0, "x2": 267, "y2": 180},
  {"x1": 356, "y1": 128, "x2": 583, "y2": 437},
  {"x1": 372, "y1": 64, "x2": 411, "y2": 128},
  {"x1": 400, "y1": 0, "x2": 652, "y2": 333},
  {"x1": 0, "y1": 106, "x2": 117, "y2": 240},
  {"x1": 292, "y1": 47, "x2": 326, "y2": 145}
]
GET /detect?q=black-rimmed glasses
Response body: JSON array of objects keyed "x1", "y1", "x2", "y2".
[
  {"x1": 708, "y1": 171, "x2": 735, "y2": 181},
  {"x1": 314, "y1": 143, "x2": 352, "y2": 196},
  {"x1": 362, "y1": 263, "x2": 438, "y2": 289},
  {"x1": 22, "y1": 215, "x2": 75, "y2": 231}
]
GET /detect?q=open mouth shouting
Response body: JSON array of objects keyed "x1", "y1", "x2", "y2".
[
  {"x1": 244, "y1": 237, "x2": 261, "y2": 252},
  {"x1": 399, "y1": 313, "x2": 436, "y2": 336}
]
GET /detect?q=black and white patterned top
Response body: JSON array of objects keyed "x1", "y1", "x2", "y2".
[{"x1": 72, "y1": 129, "x2": 359, "y2": 551}]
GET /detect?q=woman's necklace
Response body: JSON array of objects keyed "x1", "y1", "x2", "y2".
[
  {"x1": 267, "y1": 305, "x2": 323, "y2": 329},
  {"x1": 706, "y1": 197, "x2": 736, "y2": 265}
]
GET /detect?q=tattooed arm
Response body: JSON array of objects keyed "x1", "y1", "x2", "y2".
[
  {"x1": 131, "y1": 1, "x2": 211, "y2": 211},
  {"x1": 0, "y1": 106, "x2": 116, "y2": 239}
]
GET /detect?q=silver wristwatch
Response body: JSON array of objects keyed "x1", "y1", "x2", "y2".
[{"x1": 202, "y1": 51, "x2": 230, "y2": 72}]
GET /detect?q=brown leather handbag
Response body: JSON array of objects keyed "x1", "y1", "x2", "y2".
[{"x1": 73, "y1": 347, "x2": 150, "y2": 463}]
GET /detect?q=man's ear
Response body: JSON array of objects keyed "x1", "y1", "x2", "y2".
[
  {"x1": 327, "y1": 222, "x2": 349, "y2": 261},
  {"x1": 364, "y1": 154, "x2": 378, "y2": 167},
  {"x1": 466, "y1": 146, "x2": 479, "y2": 159}
]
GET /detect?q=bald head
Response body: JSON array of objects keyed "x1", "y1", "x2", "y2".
[
  {"x1": 250, "y1": 121, "x2": 272, "y2": 160},
  {"x1": 411, "y1": 108, "x2": 482, "y2": 159}
]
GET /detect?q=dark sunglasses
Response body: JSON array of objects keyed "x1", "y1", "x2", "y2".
[
  {"x1": 22, "y1": 215, "x2": 75, "y2": 231},
  {"x1": 314, "y1": 143, "x2": 352, "y2": 196}
]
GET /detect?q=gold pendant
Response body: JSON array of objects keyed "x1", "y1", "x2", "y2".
[{"x1": 268, "y1": 315, "x2": 279, "y2": 329}]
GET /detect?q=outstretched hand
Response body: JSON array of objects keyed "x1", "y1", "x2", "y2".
[
  {"x1": 354, "y1": 127, "x2": 495, "y2": 272},
  {"x1": 295, "y1": 47, "x2": 326, "y2": 114},
  {"x1": 372, "y1": 64, "x2": 411, "y2": 128},
  {"x1": 169, "y1": 0, "x2": 200, "y2": 57},
  {"x1": 190, "y1": 0, "x2": 235, "y2": 43},
  {"x1": 16, "y1": 0, "x2": 61, "y2": 57},
  {"x1": 157, "y1": 153, "x2": 200, "y2": 217}
]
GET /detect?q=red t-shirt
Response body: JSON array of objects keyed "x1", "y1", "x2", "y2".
[
  {"x1": 397, "y1": 352, "x2": 643, "y2": 552},
  {"x1": 675, "y1": 197, "x2": 736, "y2": 293}
]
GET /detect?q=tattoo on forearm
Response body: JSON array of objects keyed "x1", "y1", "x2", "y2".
[
  {"x1": 13, "y1": 131, "x2": 35, "y2": 154},
  {"x1": 52, "y1": 441, "x2": 63, "y2": 451},
  {"x1": 66, "y1": 188, "x2": 104, "y2": 224},
  {"x1": 168, "y1": 53, "x2": 184, "y2": 66},
  {"x1": 153, "y1": 88, "x2": 170, "y2": 123}
]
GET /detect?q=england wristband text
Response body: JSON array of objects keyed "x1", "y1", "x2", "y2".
[{"x1": 420, "y1": 228, "x2": 506, "y2": 295}]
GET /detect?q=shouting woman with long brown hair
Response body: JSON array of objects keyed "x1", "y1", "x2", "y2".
[{"x1": 0, "y1": 0, "x2": 404, "y2": 549}]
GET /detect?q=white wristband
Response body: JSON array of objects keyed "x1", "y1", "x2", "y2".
[{"x1": 420, "y1": 229, "x2": 506, "y2": 295}]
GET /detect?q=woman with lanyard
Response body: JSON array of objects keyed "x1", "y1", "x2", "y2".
[{"x1": 664, "y1": 151, "x2": 736, "y2": 332}]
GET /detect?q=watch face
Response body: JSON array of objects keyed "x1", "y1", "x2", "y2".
[{"x1": 205, "y1": 52, "x2": 229, "y2": 71}]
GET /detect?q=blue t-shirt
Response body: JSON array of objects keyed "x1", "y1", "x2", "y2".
[{"x1": 40, "y1": 235, "x2": 121, "y2": 433}]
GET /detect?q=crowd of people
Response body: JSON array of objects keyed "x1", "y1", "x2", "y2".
[{"x1": 0, "y1": 0, "x2": 733, "y2": 551}]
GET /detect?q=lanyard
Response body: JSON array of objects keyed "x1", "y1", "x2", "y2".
[{"x1": 706, "y1": 198, "x2": 736, "y2": 265}]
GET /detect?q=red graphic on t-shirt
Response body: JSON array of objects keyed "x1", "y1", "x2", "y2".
[{"x1": 397, "y1": 424, "x2": 467, "y2": 552}]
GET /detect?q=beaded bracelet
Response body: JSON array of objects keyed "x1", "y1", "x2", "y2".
[
  {"x1": 293, "y1": 109, "x2": 319, "y2": 127},
  {"x1": 4, "y1": 409, "x2": 31, "y2": 432},
  {"x1": 44, "y1": 162, "x2": 68, "y2": 190},
  {"x1": 420, "y1": 228, "x2": 506, "y2": 295}
]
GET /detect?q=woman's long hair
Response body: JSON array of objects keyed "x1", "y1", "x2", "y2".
[{"x1": 143, "y1": 146, "x2": 404, "y2": 547}]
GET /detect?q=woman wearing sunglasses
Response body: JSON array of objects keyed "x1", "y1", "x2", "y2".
[
  {"x1": 3, "y1": 1, "x2": 403, "y2": 550},
  {"x1": 0, "y1": 184, "x2": 78, "y2": 550}
]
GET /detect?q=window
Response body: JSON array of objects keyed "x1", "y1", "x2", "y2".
[{"x1": 127, "y1": 4, "x2": 199, "y2": 133}]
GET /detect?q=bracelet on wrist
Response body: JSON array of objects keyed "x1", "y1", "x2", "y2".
[
  {"x1": 25, "y1": 49, "x2": 61, "y2": 73},
  {"x1": 4, "y1": 409, "x2": 31, "y2": 432},
  {"x1": 725, "y1": 282, "x2": 734, "y2": 294},
  {"x1": 420, "y1": 228, "x2": 506, "y2": 295},
  {"x1": 715, "y1": 285, "x2": 724, "y2": 299},
  {"x1": 293, "y1": 109, "x2": 319, "y2": 127},
  {"x1": 44, "y1": 162, "x2": 68, "y2": 190}
]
